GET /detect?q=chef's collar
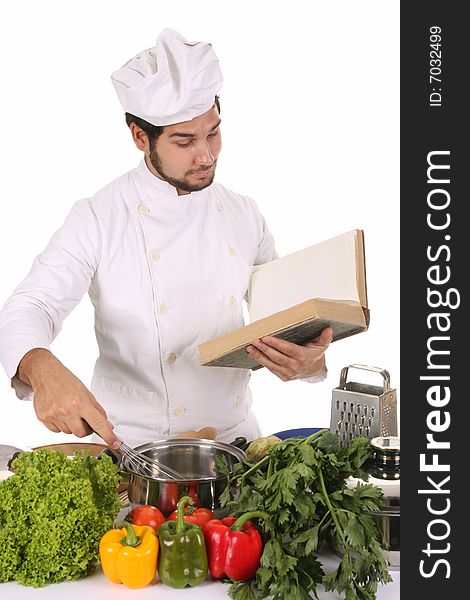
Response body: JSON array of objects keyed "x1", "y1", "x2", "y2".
[{"x1": 135, "y1": 157, "x2": 205, "y2": 198}]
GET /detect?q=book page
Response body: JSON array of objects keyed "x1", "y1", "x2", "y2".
[{"x1": 248, "y1": 229, "x2": 365, "y2": 322}]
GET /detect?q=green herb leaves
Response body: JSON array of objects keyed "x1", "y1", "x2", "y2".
[
  {"x1": 0, "y1": 449, "x2": 121, "y2": 587},
  {"x1": 219, "y1": 430, "x2": 392, "y2": 599}
]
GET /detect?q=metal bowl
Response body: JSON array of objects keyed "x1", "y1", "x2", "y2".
[{"x1": 124, "y1": 438, "x2": 246, "y2": 516}]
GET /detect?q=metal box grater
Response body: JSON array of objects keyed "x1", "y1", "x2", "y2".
[{"x1": 330, "y1": 364, "x2": 398, "y2": 448}]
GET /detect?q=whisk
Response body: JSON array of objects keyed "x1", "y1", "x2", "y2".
[{"x1": 117, "y1": 441, "x2": 184, "y2": 480}]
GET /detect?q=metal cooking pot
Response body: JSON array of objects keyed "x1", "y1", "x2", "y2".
[
  {"x1": 365, "y1": 496, "x2": 400, "y2": 569},
  {"x1": 345, "y1": 473, "x2": 400, "y2": 570},
  {"x1": 122, "y1": 438, "x2": 247, "y2": 517},
  {"x1": 365, "y1": 436, "x2": 400, "y2": 569}
]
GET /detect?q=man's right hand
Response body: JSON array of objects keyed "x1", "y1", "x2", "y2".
[{"x1": 17, "y1": 348, "x2": 119, "y2": 448}]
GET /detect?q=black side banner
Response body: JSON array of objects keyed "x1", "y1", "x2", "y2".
[{"x1": 401, "y1": 3, "x2": 466, "y2": 598}]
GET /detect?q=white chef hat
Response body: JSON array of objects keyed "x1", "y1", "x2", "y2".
[{"x1": 111, "y1": 28, "x2": 223, "y2": 127}]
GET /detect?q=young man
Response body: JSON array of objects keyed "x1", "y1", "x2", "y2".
[{"x1": 0, "y1": 29, "x2": 332, "y2": 448}]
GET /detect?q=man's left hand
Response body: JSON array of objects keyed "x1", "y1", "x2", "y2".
[{"x1": 246, "y1": 326, "x2": 333, "y2": 381}]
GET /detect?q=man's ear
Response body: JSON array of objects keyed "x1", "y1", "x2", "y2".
[{"x1": 129, "y1": 122, "x2": 149, "y2": 152}]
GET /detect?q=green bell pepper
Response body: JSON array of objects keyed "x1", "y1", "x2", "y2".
[{"x1": 157, "y1": 495, "x2": 208, "y2": 588}]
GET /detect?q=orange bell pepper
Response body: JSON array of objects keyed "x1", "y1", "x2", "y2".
[{"x1": 99, "y1": 521, "x2": 158, "y2": 588}]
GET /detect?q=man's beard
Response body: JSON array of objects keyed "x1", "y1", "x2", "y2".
[{"x1": 149, "y1": 140, "x2": 217, "y2": 192}]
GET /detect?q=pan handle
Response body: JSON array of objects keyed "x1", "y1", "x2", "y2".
[
  {"x1": 98, "y1": 447, "x2": 122, "y2": 466},
  {"x1": 230, "y1": 436, "x2": 250, "y2": 451},
  {"x1": 6, "y1": 451, "x2": 23, "y2": 471}
]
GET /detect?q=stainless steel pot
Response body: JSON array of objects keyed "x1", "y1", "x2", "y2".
[
  {"x1": 122, "y1": 438, "x2": 246, "y2": 516},
  {"x1": 344, "y1": 473, "x2": 400, "y2": 570},
  {"x1": 365, "y1": 496, "x2": 400, "y2": 569},
  {"x1": 366, "y1": 437, "x2": 400, "y2": 569}
]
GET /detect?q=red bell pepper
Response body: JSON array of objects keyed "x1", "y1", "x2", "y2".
[
  {"x1": 203, "y1": 511, "x2": 269, "y2": 581},
  {"x1": 168, "y1": 505, "x2": 214, "y2": 530}
]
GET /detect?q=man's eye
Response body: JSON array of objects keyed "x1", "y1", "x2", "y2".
[
  {"x1": 177, "y1": 141, "x2": 192, "y2": 148},
  {"x1": 208, "y1": 130, "x2": 219, "y2": 138}
]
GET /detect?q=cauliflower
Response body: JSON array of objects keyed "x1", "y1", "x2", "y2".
[{"x1": 245, "y1": 435, "x2": 282, "y2": 462}]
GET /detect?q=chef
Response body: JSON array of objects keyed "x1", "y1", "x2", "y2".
[{"x1": 0, "y1": 29, "x2": 333, "y2": 449}]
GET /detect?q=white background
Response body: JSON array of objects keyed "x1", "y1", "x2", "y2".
[{"x1": 0, "y1": 0, "x2": 399, "y2": 449}]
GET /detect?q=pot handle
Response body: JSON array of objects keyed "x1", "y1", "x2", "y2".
[
  {"x1": 6, "y1": 451, "x2": 23, "y2": 471},
  {"x1": 230, "y1": 436, "x2": 250, "y2": 451},
  {"x1": 98, "y1": 447, "x2": 122, "y2": 466}
]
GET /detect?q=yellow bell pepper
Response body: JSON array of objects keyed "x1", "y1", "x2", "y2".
[{"x1": 99, "y1": 521, "x2": 158, "y2": 588}]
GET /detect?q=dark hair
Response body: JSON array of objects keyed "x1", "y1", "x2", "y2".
[{"x1": 125, "y1": 95, "x2": 220, "y2": 141}]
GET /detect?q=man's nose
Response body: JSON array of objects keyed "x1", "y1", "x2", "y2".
[{"x1": 194, "y1": 141, "x2": 214, "y2": 165}]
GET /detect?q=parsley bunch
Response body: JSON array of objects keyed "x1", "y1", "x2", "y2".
[{"x1": 219, "y1": 430, "x2": 392, "y2": 600}]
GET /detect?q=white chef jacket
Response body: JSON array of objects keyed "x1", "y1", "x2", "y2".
[{"x1": 0, "y1": 159, "x2": 325, "y2": 447}]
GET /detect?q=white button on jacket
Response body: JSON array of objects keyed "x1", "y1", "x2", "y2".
[{"x1": 0, "y1": 160, "x2": 279, "y2": 447}]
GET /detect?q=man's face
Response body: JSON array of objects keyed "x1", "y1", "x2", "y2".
[{"x1": 147, "y1": 106, "x2": 222, "y2": 194}]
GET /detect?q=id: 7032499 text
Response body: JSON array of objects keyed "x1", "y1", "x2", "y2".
[{"x1": 429, "y1": 25, "x2": 442, "y2": 107}]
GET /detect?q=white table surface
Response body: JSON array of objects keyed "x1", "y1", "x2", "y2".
[{"x1": 1, "y1": 557, "x2": 399, "y2": 600}]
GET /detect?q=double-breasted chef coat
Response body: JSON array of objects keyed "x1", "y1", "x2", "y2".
[{"x1": 0, "y1": 159, "x2": 288, "y2": 446}]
